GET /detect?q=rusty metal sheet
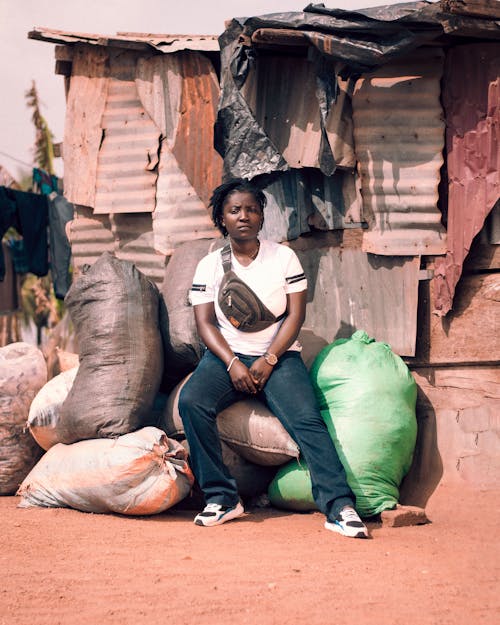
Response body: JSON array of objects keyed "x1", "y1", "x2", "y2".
[
  {"x1": 433, "y1": 43, "x2": 500, "y2": 316},
  {"x1": 292, "y1": 243, "x2": 421, "y2": 356},
  {"x1": 63, "y1": 45, "x2": 109, "y2": 208},
  {"x1": 136, "y1": 52, "x2": 222, "y2": 254},
  {"x1": 352, "y1": 48, "x2": 447, "y2": 256},
  {"x1": 170, "y1": 52, "x2": 224, "y2": 207},
  {"x1": 260, "y1": 168, "x2": 362, "y2": 243},
  {"x1": 241, "y1": 53, "x2": 355, "y2": 171},
  {"x1": 137, "y1": 51, "x2": 222, "y2": 208}
]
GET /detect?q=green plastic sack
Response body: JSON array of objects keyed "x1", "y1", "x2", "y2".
[
  {"x1": 268, "y1": 331, "x2": 417, "y2": 517},
  {"x1": 268, "y1": 459, "x2": 316, "y2": 512},
  {"x1": 313, "y1": 330, "x2": 417, "y2": 516}
]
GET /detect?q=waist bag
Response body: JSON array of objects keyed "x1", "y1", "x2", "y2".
[{"x1": 218, "y1": 244, "x2": 286, "y2": 332}]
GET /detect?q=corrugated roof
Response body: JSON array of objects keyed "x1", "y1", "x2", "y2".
[{"x1": 28, "y1": 28, "x2": 219, "y2": 53}]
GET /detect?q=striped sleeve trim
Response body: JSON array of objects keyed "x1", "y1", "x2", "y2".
[
  {"x1": 286, "y1": 273, "x2": 306, "y2": 285},
  {"x1": 191, "y1": 283, "x2": 206, "y2": 292}
]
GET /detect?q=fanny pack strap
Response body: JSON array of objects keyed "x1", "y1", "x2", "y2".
[
  {"x1": 221, "y1": 244, "x2": 233, "y2": 273},
  {"x1": 220, "y1": 244, "x2": 286, "y2": 323}
]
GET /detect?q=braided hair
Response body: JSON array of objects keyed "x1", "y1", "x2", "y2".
[{"x1": 209, "y1": 178, "x2": 267, "y2": 236}]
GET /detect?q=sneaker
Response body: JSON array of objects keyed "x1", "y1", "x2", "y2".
[
  {"x1": 324, "y1": 506, "x2": 369, "y2": 539},
  {"x1": 194, "y1": 501, "x2": 244, "y2": 527}
]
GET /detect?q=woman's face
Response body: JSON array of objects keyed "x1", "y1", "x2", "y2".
[{"x1": 221, "y1": 191, "x2": 263, "y2": 241}]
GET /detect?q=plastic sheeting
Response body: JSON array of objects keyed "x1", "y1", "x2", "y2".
[{"x1": 215, "y1": 1, "x2": 499, "y2": 180}]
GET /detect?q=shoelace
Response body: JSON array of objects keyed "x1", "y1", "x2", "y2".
[
  {"x1": 204, "y1": 503, "x2": 222, "y2": 511},
  {"x1": 340, "y1": 507, "x2": 360, "y2": 522}
]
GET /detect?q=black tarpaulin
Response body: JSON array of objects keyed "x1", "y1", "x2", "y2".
[{"x1": 215, "y1": 0, "x2": 499, "y2": 179}]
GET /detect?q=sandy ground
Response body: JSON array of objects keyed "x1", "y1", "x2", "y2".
[{"x1": 1, "y1": 483, "x2": 498, "y2": 625}]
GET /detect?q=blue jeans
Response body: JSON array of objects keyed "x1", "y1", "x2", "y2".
[{"x1": 178, "y1": 349, "x2": 355, "y2": 521}]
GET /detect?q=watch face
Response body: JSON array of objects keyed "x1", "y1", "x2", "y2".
[{"x1": 265, "y1": 352, "x2": 278, "y2": 365}]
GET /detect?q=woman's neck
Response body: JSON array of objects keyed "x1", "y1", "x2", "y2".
[{"x1": 230, "y1": 238, "x2": 260, "y2": 265}]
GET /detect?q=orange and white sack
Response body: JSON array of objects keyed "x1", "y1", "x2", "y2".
[{"x1": 17, "y1": 427, "x2": 194, "y2": 515}]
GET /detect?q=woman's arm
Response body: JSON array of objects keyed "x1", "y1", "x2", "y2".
[
  {"x1": 194, "y1": 302, "x2": 258, "y2": 394},
  {"x1": 249, "y1": 290, "x2": 306, "y2": 389}
]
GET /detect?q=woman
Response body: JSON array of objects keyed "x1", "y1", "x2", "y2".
[{"x1": 178, "y1": 178, "x2": 368, "y2": 538}]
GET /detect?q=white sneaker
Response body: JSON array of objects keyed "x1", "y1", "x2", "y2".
[
  {"x1": 194, "y1": 501, "x2": 244, "y2": 527},
  {"x1": 325, "y1": 506, "x2": 369, "y2": 539}
]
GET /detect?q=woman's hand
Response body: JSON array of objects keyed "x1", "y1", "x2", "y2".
[
  {"x1": 249, "y1": 357, "x2": 273, "y2": 391},
  {"x1": 228, "y1": 359, "x2": 259, "y2": 394}
]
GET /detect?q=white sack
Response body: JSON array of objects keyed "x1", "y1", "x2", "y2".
[
  {"x1": 27, "y1": 366, "x2": 79, "y2": 451},
  {"x1": 0, "y1": 342, "x2": 46, "y2": 494}
]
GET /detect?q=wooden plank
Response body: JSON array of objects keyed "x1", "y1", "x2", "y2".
[
  {"x1": 0, "y1": 314, "x2": 21, "y2": 347},
  {"x1": 63, "y1": 45, "x2": 109, "y2": 208},
  {"x1": 429, "y1": 274, "x2": 498, "y2": 364},
  {"x1": 441, "y1": 0, "x2": 500, "y2": 18},
  {"x1": 463, "y1": 242, "x2": 500, "y2": 273}
]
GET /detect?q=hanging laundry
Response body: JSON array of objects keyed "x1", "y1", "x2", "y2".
[
  {"x1": 0, "y1": 186, "x2": 48, "y2": 281},
  {"x1": 0, "y1": 242, "x2": 19, "y2": 312},
  {"x1": 5, "y1": 238, "x2": 29, "y2": 274},
  {"x1": 33, "y1": 168, "x2": 58, "y2": 196},
  {"x1": 48, "y1": 192, "x2": 74, "y2": 299}
]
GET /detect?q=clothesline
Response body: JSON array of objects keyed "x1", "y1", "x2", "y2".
[{"x1": 0, "y1": 150, "x2": 33, "y2": 169}]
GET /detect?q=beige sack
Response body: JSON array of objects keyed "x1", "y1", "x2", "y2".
[{"x1": 163, "y1": 375, "x2": 299, "y2": 466}]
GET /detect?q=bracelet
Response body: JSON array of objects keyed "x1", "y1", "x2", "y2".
[{"x1": 226, "y1": 356, "x2": 239, "y2": 372}]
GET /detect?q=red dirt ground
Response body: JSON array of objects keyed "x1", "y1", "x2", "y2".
[{"x1": 1, "y1": 483, "x2": 498, "y2": 625}]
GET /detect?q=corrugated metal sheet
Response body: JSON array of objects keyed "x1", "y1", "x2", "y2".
[
  {"x1": 293, "y1": 243, "x2": 420, "y2": 356},
  {"x1": 241, "y1": 53, "x2": 356, "y2": 171},
  {"x1": 433, "y1": 43, "x2": 500, "y2": 316},
  {"x1": 170, "y1": 52, "x2": 224, "y2": 207},
  {"x1": 59, "y1": 41, "x2": 222, "y2": 269},
  {"x1": 93, "y1": 52, "x2": 160, "y2": 214},
  {"x1": 136, "y1": 51, "x2": 223, "y2": 208},
  {"x1": 111, "y1": 213, "x2": 166, "y2": 285},
  {"x1": 136, "y1": 51, "x2": 222, "y2": 254},
  {"x1": 67, "y1": 207, "x2": 166, "y2": 286},
  {"x1": 352, "y1": 48, "x2": 447, "y2": 256},
  {"x1": 260, "y1": 168, "x2": 362, "y2": 243},
  {"x1": 29, "y1": 28, "x2": 219, "y2": 53},
  {"x1": 67, "y1": 206, "x2": 114, "y2": 273},
  {"x1": 154, "y1": 141, "x2": 220, "y2": 256}
]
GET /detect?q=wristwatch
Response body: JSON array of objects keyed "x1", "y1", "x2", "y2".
[{"x1": 263, "y1": 351, "x2": 278, "y2": 366}]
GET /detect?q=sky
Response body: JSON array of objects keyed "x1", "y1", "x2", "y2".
[{"x1": 0, "y1": 0, "x2": 413, "y2": 181}]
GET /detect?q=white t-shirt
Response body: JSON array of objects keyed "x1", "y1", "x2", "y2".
[{"x1": 189, "y1": 239, "x2": 307, "y2": 355}]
